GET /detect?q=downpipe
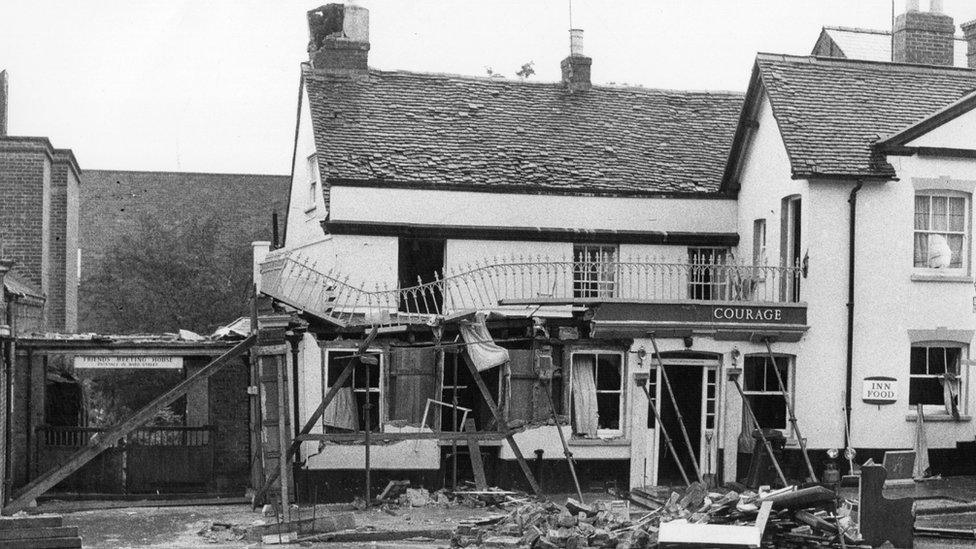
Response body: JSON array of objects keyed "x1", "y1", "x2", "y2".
[{"x1": 844, "y1": 181, "x2": 863, "y2": 461}]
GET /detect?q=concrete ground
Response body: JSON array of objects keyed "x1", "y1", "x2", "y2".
[{"x1": 33, "y1": 480, "x2": 976, "y2": 548}]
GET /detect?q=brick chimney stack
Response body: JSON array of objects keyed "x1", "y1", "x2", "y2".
[
  {"x1": 962, "y1": 19, "x2": 976, "y2": 69},
  {"x1": 307, "y1": 3, "x2": 370, "y2": 72},
  {"x1": 892, "y1": 0, "x2": 955, "y2": 65},
  {"x1": 0, "y1": 70, "x2": 8, "y2": 136},
  {"x1": 561, "y1": 29, "x2": 592, "y2": 93}
]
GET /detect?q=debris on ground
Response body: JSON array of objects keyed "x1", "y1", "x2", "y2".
[
  {"x1": 196, "y1": 520, "x2": 248, "y2": 543},
  {"x1": 450, "y1": 482, "x2": 865, "y2": 548}
]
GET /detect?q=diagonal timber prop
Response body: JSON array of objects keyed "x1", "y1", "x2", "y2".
[
  {"x1": 252, "y1": 327, "x2": 378, "y2": 507},
  {"x1": 4, "y1": 334, "x2": 257, "y2": 516}
]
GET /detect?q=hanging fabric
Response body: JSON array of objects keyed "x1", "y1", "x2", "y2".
[
  {"x1": 459, "y1": 312, "x2": 509, "y2": 372},
  {"x1": 913, "y1": 403, "x2": 930, "y2": 480},
  {"x1": 323, "y1": 387, "x2": 359, "y2": 431},
  {"x1": 390, "y1": 347, "x2": 438, "y2": 424},
  {"x1": 939, "y1": 372, "x2": 961, "y2": 420},
  {"x1": 571, "y1": 355, "x2": 598, "y2": 437}
]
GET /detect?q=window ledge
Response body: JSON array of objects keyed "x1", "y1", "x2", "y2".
[
  {"x1": 569, "y1": 437, "x2": 630, "y2": 447},
  {"x1": 911, "y1": 274, "x2": 973, "y2": 283},
  {"x1": 906, "y1": 414, "x2": 971, "y2": 422}
]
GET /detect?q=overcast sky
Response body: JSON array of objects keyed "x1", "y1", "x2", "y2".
[{"x1": 2, "y1": 0, "x2": 975, "y2": 175}]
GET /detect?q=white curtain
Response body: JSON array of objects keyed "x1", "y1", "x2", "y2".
[
  {"x1": 459, "y1": 312, "x2": 510, "y2": 372},
  {"x1": 572, "y1": 356, "x2": 599, "y2": 437},
  {"x1": 323, "y1": 387, "x2": 359, "y2": 431}
]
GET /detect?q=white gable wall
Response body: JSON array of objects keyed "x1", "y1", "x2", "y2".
[{"x1": 905, "y1": 107, "x2": 976, "y2": 150}]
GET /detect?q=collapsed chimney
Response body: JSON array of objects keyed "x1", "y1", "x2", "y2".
[
  {"x1": 962, "y1": 19, "x2": 976, "y2": 69},
  {"x1": 0, "y1": 70, "x2": 7, "y2": 137},
  {"x1": 561, "y1": 29, "x2": 592, "y2": 93},
  {"x1": 892, "y1": 0, "x2": 955, "y2": 66},
  {"x1": 307, "y1": 3, "x2": 370, "y2": 72}
]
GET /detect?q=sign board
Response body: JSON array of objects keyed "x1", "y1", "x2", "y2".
[
  {"x1": 593, "y1": 303, "x2": 807, "y2": 326},
  {"x1": 74, "y1": 355, "x2": 184, "y2": 370},
  {"x1": 862, "y1": 376, "x2": 897, "y2": 405}
]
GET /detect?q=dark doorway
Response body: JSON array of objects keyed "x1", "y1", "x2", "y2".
[
  {"x1": 397, "y1": 238, "x2": 445, "y2": 313},
  {"x1": 656, "y1": 365, "x2": 703, "y2": 486}
]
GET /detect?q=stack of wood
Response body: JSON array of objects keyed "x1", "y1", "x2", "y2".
[
  {"x1": 452, "y1": 482, "x2": 867, "y2": 548},
  {"x1": 0, "y1": 515, "x2": 82, "y2": 549}
]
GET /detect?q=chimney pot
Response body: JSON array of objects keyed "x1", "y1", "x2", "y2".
[
  {"x1": 906, "y1": 0, "x2": 920, "y2": 12},
  {"x1": 930, "y1": 0, "x2": 943, "y2": 13},
  {"x1": 307, "y1": 3, "x2": 370, "y2": 72},
  {"x1": 569, "y1": 28, "x2": 584, "y2": 56}
]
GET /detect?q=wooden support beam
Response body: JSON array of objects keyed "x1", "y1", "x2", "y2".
[
  {"x1": 295, "y1": 430, "x2": 514, "y2": 442},
  {"x1": 3, "y1": 334, "x2": 257, "y2": 515},
  {"x1": 253, "y1": 328, "x2": 378, "y2": 506},
  {"x1": 461, "y1": 353, "x2": 541, "y2": 495},
  {"x1": 464, "y1": 419, "x2": 487, "y2": 490}
]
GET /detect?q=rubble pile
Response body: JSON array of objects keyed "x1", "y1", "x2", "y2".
[{"x1": 450, "y1": 482, "x2": 866, "y2": 548}]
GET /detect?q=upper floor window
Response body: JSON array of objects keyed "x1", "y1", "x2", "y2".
[
  {"x1": 752, "y1": 219, "x2": 767, "y2": 266},
  {"x1": 573, "y1": 244, "x2": 617, "y2": 299},
  {"x1": 914, "y1": 192, "x2": 969, "y2": 272},
  {"x1": 910, "y1": 343, "x2": 965, "y2": 418},
  {"x1": 688, "y1": 247, "x2": 728, "y2": 300},
  {"x1": 306, "y1": 154, "x2": 320, "y2": 211}
]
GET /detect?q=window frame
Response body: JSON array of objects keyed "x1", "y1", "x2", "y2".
[
  {"x1": 752, "y1": 219, "x2": 767, "y2": 268},
  {"x1": 322, "y1": 348, "x2": 385, "y2": 433},
  {"x1": 741, "y1": 354, "x2": 794, "y2": 433},
  {"x1": 572, "y1": 244, "x2": 619, "y2": 299},
  {"x1": 913, "y1": 190, "x2": 971, "y2": 275},
  {"x1": 909, "y1": 342, "x2": 968, "y2": 416},
  {"x1": 569, "y1": 350, "x2": 626, "y2": 438},
  {"x1": 306, "y1": 153, "x2": 320, "y2": 212},
  {"x1": 687, "y1": 247, "x2": 730, "y2": 301}
]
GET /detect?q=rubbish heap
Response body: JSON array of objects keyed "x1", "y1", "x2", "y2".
[{"x1": 452, "y1": 482, "x2": 865, "y2": 548}]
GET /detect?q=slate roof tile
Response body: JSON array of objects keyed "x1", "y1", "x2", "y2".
[
  {"x1": 303, "y1": 65, "x2": 744, "y2": 194},
  {"x1": 756, "y1": 54, "x2": 976, "y2": 178}
]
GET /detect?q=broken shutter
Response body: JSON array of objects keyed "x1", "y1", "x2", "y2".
[
  {"x1": 508, "y1": 350, "x2": 536, "y2": 423},
  {"x1": 572, "y1": 355, "x2": 598, "y2": 437},
  {"x1": 389, "y1": 347, "x2": 439, "y2": 425}
]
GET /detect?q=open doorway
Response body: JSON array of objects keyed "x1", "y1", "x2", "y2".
[
  {"x1": 397, "y1": 238, "x2": 445, "y2": 313},
  {"x1": 656, "y1": 364, "x2": 703, "y2": 486}
]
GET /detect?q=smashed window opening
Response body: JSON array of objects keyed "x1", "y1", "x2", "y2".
[
  {"x1": 688, "y1": 247, "x2": 729, "y2": 300},
  {"x1": 397, "y1": 238, "x2": 444, "y2": 313},
  {"x1": 910, "y1": 344, "x2": 965, "y2": 417},
  {"x1": 571, "y1": 351, "x2": 624, "y2": 438},
  {"x1": 323, "y1": 349, "x2": 384, "y2": 433}
]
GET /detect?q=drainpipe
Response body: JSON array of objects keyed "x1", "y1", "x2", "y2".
[{"x1": 844, "y1": 181, "x2": 863, "y2": 456}]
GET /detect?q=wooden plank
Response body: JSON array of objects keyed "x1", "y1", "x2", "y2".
[
  {"x1": 3, "y1": 335, "x2": 256, "y2": 516},
  {"x1": 295, "y1": 431, "x2": 513, "y2": 442},
  {"x1": 464, "y1": 419, "x2": 487, "y2": 490},
  {"x1": 0, "y1": 516, "x2": 62, "y2": 530},
  {"x1": 1, "y1": 538, "x2": 82, "y2": 549},
  {"x1": 275, "y1": 353, "x2": 291, "y2": 521},
  {"x1": 0, "y1": 526, "x2": 78, "y2": 540}
]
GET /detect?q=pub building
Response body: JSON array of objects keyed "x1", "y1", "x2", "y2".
[{"x1": 253, "y1": 1, "x2": 976, "y2": 499}]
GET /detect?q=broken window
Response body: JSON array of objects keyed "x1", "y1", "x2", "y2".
[
  {"x1": 742, "y1": 355, "x2": 791, "y2": 430},
  {"x1": 687, "y1": 247, "x2": 728, "y2": 300},
  {"x1": 322, "y1": 350, "x2": 383, "y2": 433},
  {"x1": 573, "y1": 244, "x2": 617, "y2": 299},
  {"x1": 571, "y1": 352, "x2": 624, "y2": 438},
  {"x1": 397, "y1": 238, "x2": 445, "y2": 314},
  {"x1": 910, "y1": 344, "x2": 964, "y2": 416}
]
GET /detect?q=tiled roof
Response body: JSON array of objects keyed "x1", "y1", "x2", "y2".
[
  {"x1": 820, "y1": 26, "x2": 968, "y2": 68},
  {"x1": 303, "y1": 65, "x2": 744, "y2": 195},
  {"x1": 755, "y1": 54, "x2": 976, "y2": 178},
  {"x1": 3, "y1": 270, "x2": 43, "y2": 301}
]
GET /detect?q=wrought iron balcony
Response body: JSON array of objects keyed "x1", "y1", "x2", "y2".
[{"x1": 259, "y1": 252, "x2": 802, "y2": 328}]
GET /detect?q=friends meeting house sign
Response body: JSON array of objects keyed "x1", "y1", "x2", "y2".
[{"x1": 590, "y1": 302, "x2": 808, "y2": 340}]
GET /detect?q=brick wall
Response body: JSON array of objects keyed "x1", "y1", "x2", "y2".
[
  {"x1": 893, "y1": 11, "x2": 956, "y2": 66},
  {"x1": 209, "y1": 355, "x2": 251, "y2": 491},
  {"x1": 0, "y1": 147, "x2": 50, "y2": 295}
]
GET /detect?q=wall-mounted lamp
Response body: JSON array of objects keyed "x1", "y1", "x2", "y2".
[
  {"x1": 683, "y1": 336, "x2": 694, "y2": 349},
  {"x1": 802, "y1": 252, "x2": 810, "y2": 278},
  {"x1": 731, "y1": 346, "x2": 740, "y2": 368},
  {"x1": 636, "y1": 346, "x2": 647, "y2": 367}
]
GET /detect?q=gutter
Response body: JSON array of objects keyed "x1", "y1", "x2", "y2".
[{"x1": 844, "y1": 180, "x2": 863, "y2": 456}]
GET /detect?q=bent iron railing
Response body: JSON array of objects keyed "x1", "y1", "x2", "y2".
[{"x1": 259, "y1": 252, "x2": 802, "y2": 328}]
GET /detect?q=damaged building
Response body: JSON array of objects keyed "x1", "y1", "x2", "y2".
[{"x1": 251, "y1": 1, "x2": 976, "y2": 501}]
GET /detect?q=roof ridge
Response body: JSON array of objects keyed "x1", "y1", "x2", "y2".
[
  {"x1": 823, "y1": 25, "x2": 966, "y2": 40},
  {"x1": 303, "y1": 64, "x2": 745, "y2": 97},
  {"x1": 757, "y1": 52, "x2": 976, "y2": 74},
  {"x1": 83, "y1": 168, "x2": 290, "y2": 178}
]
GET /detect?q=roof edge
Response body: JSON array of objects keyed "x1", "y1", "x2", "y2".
[
  {"x1": 877, "y1": 90, "x2": 976, "y2": 150},
  {"x1": 758, "y1": 52, "x2": 976, "y2": 74},
  {"x1": 82, "y1": 168, "x2": 290, "y2": 179}
]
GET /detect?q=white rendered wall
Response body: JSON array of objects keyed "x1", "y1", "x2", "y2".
[
  {"x1": 284, "y1": 83, "x2": 328, "y2": 248},
  {"x1": 906, "y1": 108, "x2": 976, "y2": 150},
  {"x1": 329, "y1": 186, "x2": 736, "y2": 234}
]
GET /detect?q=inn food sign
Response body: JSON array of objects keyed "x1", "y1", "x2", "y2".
[{"x1": 862, "y1": 376, "x2": 898, "y2": 405}]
